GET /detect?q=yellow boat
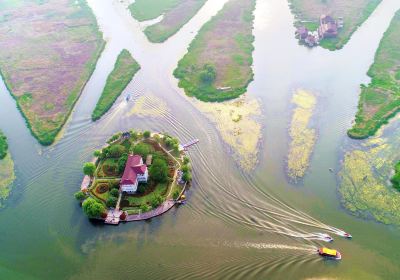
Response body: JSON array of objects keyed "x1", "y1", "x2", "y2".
[{"x1": 318, "y1": 247, "x2": 341, "y2": 260}]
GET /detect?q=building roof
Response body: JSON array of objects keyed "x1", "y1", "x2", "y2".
[{"x1": 121, "y1": 155, "x2": 147, "y2": 185}]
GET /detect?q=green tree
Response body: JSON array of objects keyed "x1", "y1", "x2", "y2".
[
  {"x1": 94, "y1": 150, "x2": 102, "y2": 158},
  {"x1": 83, "y1": 162, "x2": 96, "y2": 177},
  {"x1": 182, "y1": 171, "x2": 192, "y2": 182},
  {"x1": 199, "y1": 64, "x2": 216, "y2": 84},
  {"x1": 183, "y1": 156, "x2": 190, "y2": 165},
  {"x1": 149, "y1": 158, "x2": 168, "y2": 183},
  {"x1": 106, "y1": 197, "x2": 118, "y2": 208},
  {"x1": 82, "y1": 198, "x2": 105, "y2": 218},
  {"x1": 118, "y1": 153, "x2": 128, "y2": 173},
  {"x1": 110, "y1": 188, "x2": 119, "y2": 197},
  {"x1": 0, "y1": 131, "x2": 8, "y2": 160},
  {"x1": 132, "y1": 143, "x2": 151, "y2": 158},
  {"x1": 143, "y1": 131, "x2": 151, "y2": 138},
  {"x1": 74, "y1": 191, "x2": 86, "y2": 201},
  {"x1": 173, "y1": 190, "x2": 180, "y2": 200},
  {"x1": 108, "y1": 144, "x2": 126, "y2": 158}
]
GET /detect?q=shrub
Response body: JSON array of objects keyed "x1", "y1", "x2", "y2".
[
  {"x1": 199, "y1": 64, "x2": 216, "y2": 84},
  {"x1": 110, "y1": 188, "x2": 119, "y2": 197},
  {"x1": 150, "y1": 195, "x2": 163, "y2": 208},
  {"x1": 137, "y1": 184, "x2": 146, "y2": 194},
  {"x1": 140, "y1": 204, "x2": 149, "y2": 212},
  {"x1": 106, "y1": 197, "x2": 118, "y2": 208},
  {"x1": 149, "y1": 158, "x2": 168, "y2": 183},
  {"x1": 118, "y1": 153, "x2": 128, "y2": 173},
  {"x1": 96, "y1": 183, "x2": 109, "y2": 194},
  {"x1": 183, "y1": 156, "x2": 190, "y2": 165},
  {"x1": 132, "y1": 143, "x2": 151, "y2": 158},
  {"x1": 74, "y1": 191, "x2": 86, "y2": 201},
  {"x1": 82, "y1": 198, "x2": 106, "y2": 218},
  {"x1": 173, "y1": 190, "x2": 180, "y2": 200},
  {"x1": 94, "y1": 150, "x2": 102, "y2": 158},
  {"x1": 143, "y1": 131, "x2": 151, "y2": 138},
  {"x1": 120, "y1": 212, "x2": 127, "y2": 220},
  {"x1": 108, "y1": 144, "x2": 126, "y2": 158}
]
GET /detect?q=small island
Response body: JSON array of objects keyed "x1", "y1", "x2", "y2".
[
  {"x1": 0, "y1": 130, "x2": 15, "y2": 207},
  {"x1": 74, "y1": 130, "x2": 192, "y2": 224}
]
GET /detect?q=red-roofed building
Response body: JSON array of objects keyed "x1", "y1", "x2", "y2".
[{"x1": 120, "y1": 155, "x2": 148, "y2": 194}]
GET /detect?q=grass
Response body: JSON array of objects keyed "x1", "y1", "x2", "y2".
[
  {"x1": 0, "y1": 0, "x2": 105, "y2": 145},
  {"x1": 0, "y1": 130, "x2": 8, "y2": 160},
  {"x1": 0, "y1": 154, "x2": 15, "y2": 207},
  {"x1": 348, "y1": 10, "x2": 400, "y2": 139},
  {"x1": 124, "y1": 183, "x2": 168, "y2": 206},
  {"x1": 92, "y1": 49, "x2": 140, "y2": 121},
  {"x1": 390, "y1": 161, "x2": 400, "y2": 191},
  {"x1": 289, "y1": 0, "x2": 382, "y2": 50},
  {"x1": 174, "y1": 0, "x2": 256, "y2": 102},
  {"x1": 128, "y1": 0, "x2": 179, "y2": 21}
]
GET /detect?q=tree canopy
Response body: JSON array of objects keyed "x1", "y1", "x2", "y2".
[
  {"x1": 149, "y1": 158, "x2": 168, "y2": 183},
  {"x1": 83, "y1": 162, "x2": 96, "y2": 177},
  {"x1": 82, "y1": 198, "x2": 105, "y2": 218}
]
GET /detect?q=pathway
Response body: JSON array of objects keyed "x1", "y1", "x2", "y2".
[{"x1": 126, "y1": 200, "x2": 176, "y2": 221}]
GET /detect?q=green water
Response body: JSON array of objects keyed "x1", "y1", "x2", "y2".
[{"x1": 0, "y1": 0, "x2": 400, "y2": 279}]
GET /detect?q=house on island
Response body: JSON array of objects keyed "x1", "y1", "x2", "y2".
[
  {"x1": 318, "y1": 15, "x2": 338, "y2": 39},
  {"x1": 120, "y1": 155, "x2": 148, "y2": 194}
]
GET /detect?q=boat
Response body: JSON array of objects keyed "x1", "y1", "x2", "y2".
[
  {"x1": 126, "y1": 94, "x2": 131, "y2": 102},
  {"x1": 319, "y1": 233, "x2": 334, "y2": 242},
  {"x1": 318, "y1": 247, "x2": 341, "y2": 260},
  {"x1": 338, "y1": 229, "x2": 352, "y2": 239}
]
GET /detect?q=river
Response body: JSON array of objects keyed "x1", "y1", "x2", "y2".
[{"x1": 0, "y1": 0, "x2": 399, "y2": 279}]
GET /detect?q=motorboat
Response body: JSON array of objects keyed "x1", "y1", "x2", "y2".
[
  {"x1": 338, "y1": 230, "x2": 352, "y2": 239},
  {"x1": 319, "y1": 233, "x2": 334, "y2": 242},
  {"x1": 318, "y1": 247, "x2": 341, "y2": 260}
]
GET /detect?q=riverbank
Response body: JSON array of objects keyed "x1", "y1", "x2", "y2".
[
  {"x1": 287, "y1": 90, "x2": 317, "y2": 181},
  {"x1": 0, "y1": 0, "x2": 105, "y2": 145},
  {"x1": 348, "y1": 10, "x2": 400, "y2": 139},
  {"x1": 92, "y1": 49, "x2": 140, "y2": 121},
  {"x1": 129, "y1": 0, "x2": 207, "y2": 43},
  {"x1": 288, "y1": 0, "x2": 382, "y2": 50},
  {"x1": 174, "y1": 0, "x2": 256, "y2": 102}
]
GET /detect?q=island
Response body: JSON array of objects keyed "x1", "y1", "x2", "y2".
[
  {"x1": 92, "y1": 49, "x2": 141, "y2": 121},
  {"x1": 74, "y1": 130, "x2": 192, "y2": 224},
  {"x1": 129, "y1": 0, "x2": 207, "y2": 43},
  {"x1": 0, "y1": 0, "x2": 105, "y2": 145},
  {"x1": 173, "y1": 0, "x2": 256, "y2": 102},
  {"x1": 289, "y1": 0, "x2": 382, "y2": 50},
  {"x1": 0, "y1": 130, "x2": 15, "y2": 207},
  {"x1": 348, "y1": 10, "x2": 400, "y2": 139}
]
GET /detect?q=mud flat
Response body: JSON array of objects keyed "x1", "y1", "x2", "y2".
[
  {"x1": 174, "y1": 0, "x2": 256, "y2": 102},
  {"x1": 92, "y1": 49, "x2": 140, "y2": 121},
  {"x1": 339, "y1": 124, "x2": 400, "y2": 225},
  {"x1": 194, "y1": 96, "x2": 262, "y2": 171},
  {"x1": 129, "y1": 0, "x2": 207, "y2": 43},
  {"x1": 287, "y1": 90, "x2": 317, "y2": 181},
  {"x1": 288, "y1": 0, "x2": 382, "y2": 50},
  {"x1": 0, "y1": 0, "x2": 105, "y2": 145},
  {"x1": 348, "y1": 10, "x2": 400, "y2": 139}
]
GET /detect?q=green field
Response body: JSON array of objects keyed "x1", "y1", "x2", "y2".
[
  {"x1": 92, "y1": 50, "x2": 140, "y2": 121},
  {"x1": 174, "y1": 0, "x2": 256, "y2": 102},
  {"x1": 288, "y1": 0, "x2": 382, "y2": 50},
  {"x1": 348, "y1": 10, "x2": 400, "y2": 139},
  {"x1": 129, "y1": 0, "x2": 207, "y2": 43},
  {"x1": 129, "y1": 0, "x2": 179, "y2": 21}
]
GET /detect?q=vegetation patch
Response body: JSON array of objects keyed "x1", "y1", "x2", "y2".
[
  {"x1": 129, "y1": 0, "x2": 207, "y2": 43},
  {"x1": 348, "y1": 10, "x2": 400, "y2": 139},
  {"x1": 0, "y1": 0, "x2": 105, "y2": 145},
  {"x1": 0, "y1": 130, "x2": 8, "y2": 160},
  {"x1": 174, "y1": 0, "x2": 256, "y2": 102},
  {"x1": 92, "y1": 49, "x2": 140, "y2": 121},
  {"x1": 0, "y1": 130, "x2": 15, "y2": 207},
  {"x1": 287, "y1": 90, "x2": 317, "y2": 181},
  {"x1": 288, "y1": 0, "x2": 382, "y2": 50},
  {"x1": 339, "y1": 129, "x2": 400, "y2": 225}
]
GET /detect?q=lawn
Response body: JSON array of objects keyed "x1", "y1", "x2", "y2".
[
  {"x1": 129, "y1": 0, "x2": 207, "y2": 43},
  {"x1": 92, "y1": 49, "x2": 140, "y2": 121},
  {"x1": 288, "y1": 0, "x2": 382, "y2": 50},
  {"x1": 348, "y1": 10, "x2": 400, "y2": 139},
  {"x1": 0, "y1": 0, "x2": 105, "y2": 145},
  {"x1": 122, "y1": 182, "x2": 168, "y2": 207},
  {"x1": 174, "y1": 0, "x2": 256, "y2": 102}
]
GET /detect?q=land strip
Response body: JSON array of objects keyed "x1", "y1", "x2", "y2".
[
  {"x1": 129, "y1": 0, "x2": 207, "y2": 43},
  {"x1": 348, "y1": 10, "x2": 400, "y2": 139},
  {"x1": 92, "y1": 49, "x2": 140, "y2": 121},
  {"x1": 0, "y1": 130, "x2": 15, "y2": 207},
  {"x1": 174, "y1": 0, "x2": 256, "y2": 102},
  {"x1": 0, "y1": 0, "x2": 105, "y2": 145},
  {"x1": 288, "y1": 0, "x2": 382, "y2": 50}
]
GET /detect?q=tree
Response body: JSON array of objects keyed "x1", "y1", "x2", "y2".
[
  {"x1": 108, "y1": 144, "x2": 126, "y2": 158},
  {"x1": 182, "y1": 171, "x2": 192, "y2": 182},
  {"x1": 143, "y1": 131, "x2": 151, "y2": 138},
  {"x1": 149, "y1": 159, "x2": 168, "y2": 183},
  {"x1": 110, "y1": 188, "x2": 119, "y2": 197},
  {"x1": 199, "y1": 64, "x2": 216, "y2": 84},
  {"x1": 94, "y1": 150, "x2": 102, "y2": 158},
  {"x1": 82, "y1": 198, "x2": 105, "y2": 218},
  {"x1": 183, "y1": 156, "x2": 190, "y2": 165},
  {"x1": 173, "y1": 190, "x2": 180, "y2": 200},
  {"x1": 118, "y1": 153, "x2": 128, "y2": 173},
  {"x1": 132, "y1": 143, "x2": 151, "y2": 158},
  {"x1": 83, "y1": 162, "x2": 96, "y2": 177},
  {"x1": 74, "y1": 191, "x2": 86, "y2": 201},
  {"x1": 106, "y1": 197, "x2": 118, "y2": 208}
]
